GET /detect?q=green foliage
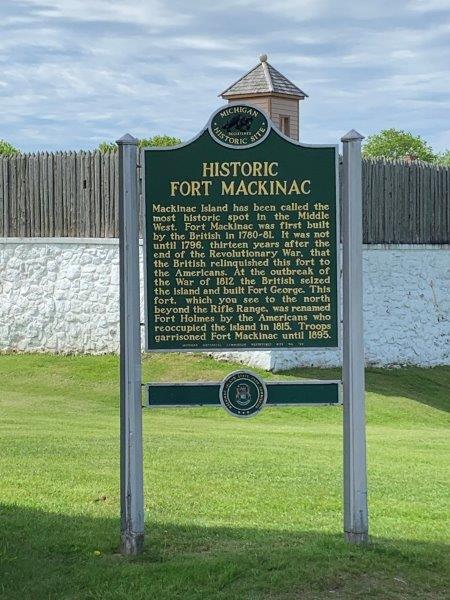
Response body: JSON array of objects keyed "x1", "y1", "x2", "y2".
[
  {"x1": 363, "y1": 128, "x2": 436, "y2": 162},
  {"x1": 138, "y1": 135, "x2": 181, "y2": 148},
  {"x1": 434, "y1": 149, "x2": 450, "y2": 166},
  {"x1": 97, "y1": 141, "x2": 117, "y2": 153},
  {"x1": 0, "y1": 139, "x2": 20, "y2": 156},
  {"x1": 98, "y1": 135, "x2": 181, "y2": 153}
]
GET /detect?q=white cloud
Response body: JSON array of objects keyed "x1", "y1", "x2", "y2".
[
  {"x1": 409, "y1": 0, "x2": 450, "y2": 12},
  {"x1": 0, "y1": 0, "x2": 448, "y2": 152},
  {"x1": 19, "y1": 0, "x2": 191, "y2": 28}
]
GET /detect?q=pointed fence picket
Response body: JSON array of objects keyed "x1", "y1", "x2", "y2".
[{"x1": 0, "y1": 152, "x2": 448, "y2": 242}]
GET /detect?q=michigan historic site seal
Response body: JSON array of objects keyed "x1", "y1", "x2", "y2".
[
  {"x1": 209, "y1": 104, "x2": 270, "y2": 149},
  {"x1": 219, "y1": 371, "x2": 268, "y2": 418}
]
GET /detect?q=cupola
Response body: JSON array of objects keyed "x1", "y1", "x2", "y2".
[{"x1": 220, "y1": 54, "x2": 308, "y2": 140}]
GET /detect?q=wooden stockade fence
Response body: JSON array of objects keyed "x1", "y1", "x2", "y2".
[
  {"x1": 0, "y1": 151, "x2": 119, "y2": 238},
  {"x1": 359, "y1": 159, "x2": 449, "y2": 245},
  {"x1": 0, "y1": 151, "x2": 449, "y2": 243}
]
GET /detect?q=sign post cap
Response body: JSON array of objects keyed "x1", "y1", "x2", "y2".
[
  {"x1": 341, "y1": 129, "x2": 364, "y2": 142},
  {"x1": 116, "y1": 133, "x2": 139, "y2": 145}
]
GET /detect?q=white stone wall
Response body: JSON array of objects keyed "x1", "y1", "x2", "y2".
[
  {"x1": 0, "y1": 239, "x2": 123, "y2": 353},
  {"x1": 219, "y1": 245, "x2": 450, "y2": 370},
  {"x1": 0, "y1": 239, "x2": 449, "y2": 368}
]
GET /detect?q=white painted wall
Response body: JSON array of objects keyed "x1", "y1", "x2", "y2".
[
  {"x1": 1, "y1": 239, "x2": 449, "y2": 368},
  {"x1": 0, "y1": 239, "x2": 123, "y2": 354}
]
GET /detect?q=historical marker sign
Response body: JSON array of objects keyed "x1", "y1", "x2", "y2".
[
  {"x1": 144, "y1": 103, "x2": 338, "y2": 351},
  {"x1": 119, "y1": 97, "x2": 367, "y2": 554}
]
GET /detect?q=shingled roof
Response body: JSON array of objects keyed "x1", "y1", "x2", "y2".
[{"x1": 220, "y1": 55, "x2": 308, "y2": 99}]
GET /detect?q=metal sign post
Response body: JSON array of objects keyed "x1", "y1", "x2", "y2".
[
  {"x1": 341, "y1": 130, "x2": 369, "y2": 543},
  {"x1": 117, "y1": 134, "x2": 145, "y2": 555}
]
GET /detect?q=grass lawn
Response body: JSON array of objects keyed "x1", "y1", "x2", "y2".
[{"x1": 0, "y1": 353, "x2": 449, "y2": 599}]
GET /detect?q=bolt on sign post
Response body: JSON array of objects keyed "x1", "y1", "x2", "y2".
[{"x1": 118, "y1": 103, "x2": 368, "y2": 555}]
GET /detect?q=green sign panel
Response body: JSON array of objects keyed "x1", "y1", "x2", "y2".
[
  {"x1": 144, "y1": 103, "x2": 338, "y2": 351},
  {"x1": 146, "y1": 379, "x2": 341, "y2": 408}
]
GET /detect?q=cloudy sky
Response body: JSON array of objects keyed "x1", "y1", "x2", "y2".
[{"x1": 1, "y1": 0, "x2": 449, "y2": 152}]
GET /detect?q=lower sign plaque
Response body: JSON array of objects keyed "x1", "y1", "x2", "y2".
[{"x1": 219, "y1": 371, "x2": 267, "y2": 418}]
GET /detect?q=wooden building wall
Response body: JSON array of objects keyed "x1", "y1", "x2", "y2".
[
  {"x1": 225, "y1": 96, "x2": 271, "y2": 116},
  {"x1": 225, "y1": 95, "x2": 300, "y2": 140},
  {"x1": 269, "y1": 96, "x2": 299, "y2": 140}
]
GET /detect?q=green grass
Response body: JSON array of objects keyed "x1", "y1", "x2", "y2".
[{"x1": 0, "y1": 354, "x2": 449, "y2": 599}]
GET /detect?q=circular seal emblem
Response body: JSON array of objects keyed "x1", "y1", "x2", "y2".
[
  {"x1": 209, "y1": 104, "x2": 270, "y2": 149},
  {"x1": 219, "y1": 371, "x2": 267, "y2": 418}
]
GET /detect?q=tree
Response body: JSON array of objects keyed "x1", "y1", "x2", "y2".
[
  {"x1": 138, "y1": 135, "x2": 181, "y2": 148},
  {"x1": 362, "y1": 129, "x2": 436, "y2": 162},
  {"x1": 98, "y1": 141, "x2": 117, "y2": 153},
  {"x1": 97, "y1": 135, "x2": 181, "y2": 152},
  {"x1": 434, "y1": 150, "x2": 450, "y2": 166},
  {"x1": 0, "y1": 139, "x2": 19, "y2": 156}
]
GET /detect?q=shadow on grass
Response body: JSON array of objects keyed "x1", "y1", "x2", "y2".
[
  {"x1": 364, "y1": 366, "x2": 450, "y2": 413},
  {"x1": 1, "y1": 503, "x2": 449, "y2": 599},
  {"x1": 281, "y1": 365, "x2": 450, "y2": 413}
]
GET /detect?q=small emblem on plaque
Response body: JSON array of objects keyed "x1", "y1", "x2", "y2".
[
  {"x1": 209, "y1": 104, "x2": 270, "y2": 149},
  {"x1": 219, "y1": 371, "x2": 267, "y2": 418}
]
